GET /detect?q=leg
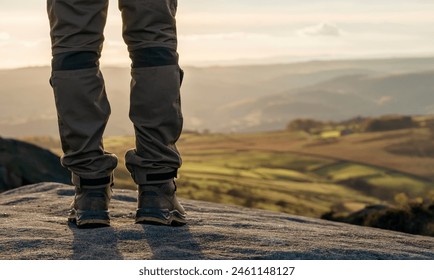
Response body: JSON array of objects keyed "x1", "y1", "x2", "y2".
[
  {"x1": 119, "y1": 0, "x2": 186, "y2": 225},
  {"x1": 119, "y1": 0, "x2": 183, "y2": 183},
  {"x1": 47, "y1": 0, "x2": 116, "y2": 227}
]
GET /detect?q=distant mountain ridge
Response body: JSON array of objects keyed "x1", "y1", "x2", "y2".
[
  {"x1": 222, "y1": 70, "x2": 434, "y2": 132},
  {"x1": 1, "y1": 57, "x2": 434, "y2": 136}
]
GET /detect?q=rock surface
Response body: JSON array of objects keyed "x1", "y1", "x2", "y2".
[
  {"x1": 0, "y1": 183, "x2": 433, "y2": 260},
  {"x1": 0, "y1": 138, "x2": 69, "y2": 192}
]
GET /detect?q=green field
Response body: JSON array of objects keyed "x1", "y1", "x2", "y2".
[
  {"x1": 177, "y1": 149, "x2": 379, "y2": 217},
  {"x1": 176, "y1": 148, "x2": 433, "y2": 217},
  {"x1": 24, "y1": 128, "x2": 434, "y2": 219}
]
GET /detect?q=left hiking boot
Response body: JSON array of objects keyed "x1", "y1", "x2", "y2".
[
  {"x1": 135, "y1": 180, "x2": 186, "y2": 226},
  {"x1": 68, "y1": 175, "x2": 113, "y2": 228}
]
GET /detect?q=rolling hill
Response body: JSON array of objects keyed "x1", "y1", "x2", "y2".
[{"x1": 21, "y1": 125, "x2": 434, "y2": 219}]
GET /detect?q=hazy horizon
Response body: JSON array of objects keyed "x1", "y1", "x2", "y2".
[{"x1": 1, "y1": 0, "x2": 434, "y2": 69}]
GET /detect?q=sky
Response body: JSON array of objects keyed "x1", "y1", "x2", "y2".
[{"x1": 1, "y1": 0, "x2": 434, "y2": 68}]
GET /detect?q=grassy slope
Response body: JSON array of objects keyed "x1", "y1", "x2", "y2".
[{"x1": 22, "y1": 127, "x2": 434, "y2": 218}]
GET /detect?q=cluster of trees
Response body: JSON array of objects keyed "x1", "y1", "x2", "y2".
[{"x1": 287, "y1": 115, "x2": 423, "y2": 134}]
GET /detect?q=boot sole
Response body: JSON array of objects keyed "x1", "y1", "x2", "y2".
[
  {"x1": 135, "y1": 208, "x2": 186, "y2": 226},
  {"x1": 69, "y1": 209, "x2": 110, "y2": 228}
]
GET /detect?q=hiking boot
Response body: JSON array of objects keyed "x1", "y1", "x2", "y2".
[
  {"x1": 68, "y1": 175, "x2": 113, "y2": 228},
  {"x1": 136, "y1": 180, "x2": 186, "y2": 226}
]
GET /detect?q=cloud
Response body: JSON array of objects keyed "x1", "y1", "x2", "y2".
[
  {"x1": 297, "y1": 22, "x2": 343, "y2": 37},
  {"x1": 376, "y1": 96, "x2": 393, "y2": 106},
  {"x1": 0, "y1": 32, "x2": 11, "y2": 42}
]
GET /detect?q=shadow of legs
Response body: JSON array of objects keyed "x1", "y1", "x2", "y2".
[
  {"x1": 68, "y1": 223, "x2": 124, "y2": 260},
  {"x1": 139, "y1": 224, "x2": 205, "y2": 259}
]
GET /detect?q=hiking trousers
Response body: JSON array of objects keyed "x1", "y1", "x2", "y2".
[{"x1": 47, "y1": 0, "x2": 183, "y2": 186}]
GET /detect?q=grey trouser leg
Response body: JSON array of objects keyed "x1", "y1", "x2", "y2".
[
  {"x1": 47, "y1": 0, "x2": 118, "y2": 180},
  {"x1": 119, "y1": 0, "x2": 183, "y2": 185}
]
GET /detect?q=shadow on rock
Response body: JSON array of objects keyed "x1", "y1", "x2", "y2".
[
  {"x1": 68, "y1": 223, "x2": 124, "y2": 260},
  {"x1": 140, "y1": 224, "x2": 205, "y2": 259}
]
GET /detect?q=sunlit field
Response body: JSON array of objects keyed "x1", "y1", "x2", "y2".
[{"x1": 24, "y1": 125, "x2": 434, "y2": 220}]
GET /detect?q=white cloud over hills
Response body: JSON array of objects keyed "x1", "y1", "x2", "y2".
[{"x1": 297, "y1": 23, "x2": 344, "y2": 37}]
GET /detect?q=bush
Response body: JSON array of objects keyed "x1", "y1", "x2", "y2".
[
  {"x1": 361, "y1": 115, "x2": 418, "y2": 132},
  {"x1": 322, "y1": 199, "x2": 434, "y2": 237},
  {"x1": 287, "y1": 119, "x2": 326, "y2": 133}
]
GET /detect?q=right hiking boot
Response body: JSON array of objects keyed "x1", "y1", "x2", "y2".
[
  {"x1": 136, "y1": 180, "x2": 186, "y2": 226},
  {"x1": 68, "y1": 175, "x2": 113, "y2": 228}
]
